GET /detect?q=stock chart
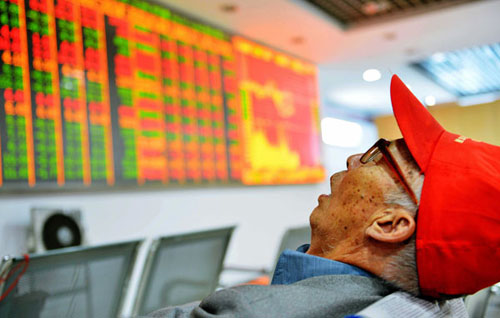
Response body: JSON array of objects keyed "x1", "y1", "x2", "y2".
[{"x1": 0, "y1": 0, "x2": 323, "y2": 190}]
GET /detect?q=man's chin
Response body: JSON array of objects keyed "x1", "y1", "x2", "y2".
[{"x1": 309, "y1": 208, "x2": 322, "y2": 229}]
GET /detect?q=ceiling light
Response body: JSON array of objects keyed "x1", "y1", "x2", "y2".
[
  {"x1": 431, "y1": 52, "x2": 446, "y2": 63},
  {"x1": 321, "y1": 117, "x2": 363, "y2": 148},
  {"x1": 362, "y1": 1, "x2": 391, "y2": 15},
  {"x1": 425, "y1": 95, "x2": 436, "y2": 106},
  {"x1": 383, "y1": 32, "x2": 396, "y2": 41},
  {"x1": 291, "y1": 36, "x2": 305, "y2": 45},
  {"x1": 363, "y1": 69, "x2": 381, "y2": 82},
  {"x1": 220, "y1": 4, "x2": 238, "y2": 13}
]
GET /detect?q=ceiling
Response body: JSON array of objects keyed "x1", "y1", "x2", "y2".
[
  {"x1": 156, "y1": 0, "x2": 500, "y2": 118},
  {"x1": 302, "y1": 0, "x2": 480, "y2": 28}
]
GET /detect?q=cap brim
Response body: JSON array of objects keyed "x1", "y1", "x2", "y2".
[{"x1": 390, "y1": 75, "x2": 445, "y2": 172}]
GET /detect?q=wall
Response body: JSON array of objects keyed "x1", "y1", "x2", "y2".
[
  {"x1": 375, "y1": 99, "x2": 500, "y2": 146},
  {"x1": 0, "y1": 185, "x2": 326, "y2": 269}
]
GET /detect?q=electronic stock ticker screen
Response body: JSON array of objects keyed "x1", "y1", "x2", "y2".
[{"x1": 0, "y1": 0, "x2": 324, "y2": 191}]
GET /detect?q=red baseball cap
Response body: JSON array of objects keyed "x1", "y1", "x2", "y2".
[{"x1": 390, "y1": 74, "x2": 500, "y2": 298}]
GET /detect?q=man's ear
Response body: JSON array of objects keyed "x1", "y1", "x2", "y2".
[{"x1": 365, "y1": 208, "x2": 416, "y2": 243}]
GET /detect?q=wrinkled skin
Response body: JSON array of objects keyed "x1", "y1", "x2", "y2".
[{"x1": 307, "y1": 139, "x2": 421, "y2": 266}]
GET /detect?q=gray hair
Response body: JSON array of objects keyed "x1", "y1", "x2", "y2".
[{"x1": 379, "y1": 173, "x2": 424, "y2": 296}]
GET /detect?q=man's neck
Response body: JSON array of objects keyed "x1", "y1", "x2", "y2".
[{"x1": 307, "y1": 240, "x2": 387, "y2": 279}]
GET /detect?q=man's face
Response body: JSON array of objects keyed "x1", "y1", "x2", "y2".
[{"x1": 308, "y1": 139, "x2": 419, "y2": 257}]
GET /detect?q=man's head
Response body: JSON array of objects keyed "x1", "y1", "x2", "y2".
[
  {"x1": 311, "y1": 74, "x2": 500, "y2": 299},
  {"x1": 308, "y1": 138, "x2": 424, "y2": 294}
]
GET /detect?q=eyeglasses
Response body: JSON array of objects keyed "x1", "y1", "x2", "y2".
[{"x1": 360, "y1": 138, "x2": 418, "y2": 205}]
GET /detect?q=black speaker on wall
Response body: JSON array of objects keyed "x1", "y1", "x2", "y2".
[{"x1": 27, "y1": 208, "x2": 85, "y2": 253}]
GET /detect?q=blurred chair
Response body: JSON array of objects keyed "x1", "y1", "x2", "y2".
[
  {"x1": 465, "y1": 283, "x2": 500, "y2": 318},
  {"x1": 275, "y1": 225, "x2": 311, "y2": 259},
  {"x1": 269, "y1": 225, "x2": 311, "y2": 277},
  {"x1": 0, "y1": 240, "x2": 141, "y2": 318},
  {"x1": 221, "y1": 225, "x2": 310, "y2": 287},
  {"x1": 466, "y1": 286, "x2": 492, "y2": 318},
  {"x1": 132, "y1": 227, "x2": 234, "y2": 316}
]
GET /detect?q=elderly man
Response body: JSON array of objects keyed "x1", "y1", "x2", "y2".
[{"x1": 149, "y1": 75, "x2": 500, "y2": 318}]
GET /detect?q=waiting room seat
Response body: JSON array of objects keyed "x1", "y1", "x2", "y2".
[
  {"x1": 219, "y1": 225, "x2": 310, "y2": 287},
  {"x1": 465, "y1": 283, "x2": 500, "y2": 318},
  {"x1": 466, "y1": 287, "x2": 492, "y2": 318},
  {"x1": 275, "y1": 225, "x2": 311, "y2": 258},
  {"x1": 132, "y1": 226, "x2": 234, "y2": 316},
  {"x1": 269, "y1": 225, "x2": 311, "y2": 277},
  {"x1": 0, "y1": 240, "x2": 141, "y2": 318}
]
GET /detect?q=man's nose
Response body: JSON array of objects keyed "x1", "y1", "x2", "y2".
[{"x1": 346, "y1": 154, "x2": 363, "y2": 170}]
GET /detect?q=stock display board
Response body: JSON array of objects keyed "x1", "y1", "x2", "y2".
[
  {"x1": 234, "y1": 37, "x2": 324, "y2": 184},
  {"x1": 0, "y1": 0, "x2": 324, "y2": 191}
]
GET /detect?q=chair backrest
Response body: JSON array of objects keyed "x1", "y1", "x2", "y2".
[
  {"x1": 352, "y1": 291, "x2": 468, "y2": 318},
  {"x1": 0, "y1": 240, "x2": 141, "y2": 318},
  {"x1": 133, "y1": 226, "x2": 234, "y2": 315},
  {"x1": 465, "y1": 286, "x2": 492, "y2": 318},
  {"x1": 465, "y1": 282, "x2": 500, "y2": 318},
  {"x1": 276, "y1": 226, "x2": 310, "y2": 257},
  {"x1": 270, "y1": 225, "x2": 310, "y2": 276}
]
